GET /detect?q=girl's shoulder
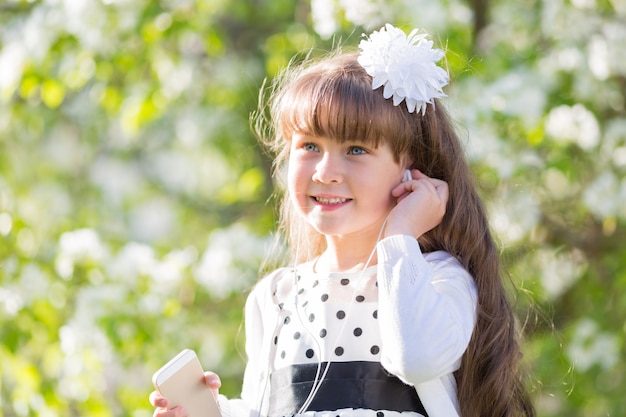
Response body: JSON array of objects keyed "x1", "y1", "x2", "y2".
[
  {"x1": 248, "y1": 266, "x2": 294, "y2": 299},
  {"x1": 423, "y1": 250, "x2": 462, "y2": 265},
  {"x1": 422, "y1": 251, "x2": 476, "y2": 293},
  {"x1": 260, "y1": 266, "x2": 293, "y2": 281}
]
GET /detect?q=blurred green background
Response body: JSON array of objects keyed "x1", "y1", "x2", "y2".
[{"x1": 1, "y1": 0, "x2": 625, "y2": 416}]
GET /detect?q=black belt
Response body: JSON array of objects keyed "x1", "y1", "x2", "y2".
[{"x1": 268, "y1": 361, "x2": 428, "y2": 416}]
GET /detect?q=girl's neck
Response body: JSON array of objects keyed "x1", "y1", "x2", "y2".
[{"x1": 315, "y1": 235, "x2": 379, "y2": 273}]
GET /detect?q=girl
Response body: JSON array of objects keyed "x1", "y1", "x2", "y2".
[{"x1": 151, "y1": 24, "x2": 535, "y2": 417}]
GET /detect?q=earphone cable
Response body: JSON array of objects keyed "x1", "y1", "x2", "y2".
[{"x1": 297, "y1": 215, "x2": 390, "y2": 413}]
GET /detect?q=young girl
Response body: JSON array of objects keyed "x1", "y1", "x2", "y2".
[{"x1": 151, "y1": 24, "x2": 535, "y2": 417}]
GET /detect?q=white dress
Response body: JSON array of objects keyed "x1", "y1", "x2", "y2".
[{"x1": 219, "y1": 235, "x2": 477, "y2": 417}]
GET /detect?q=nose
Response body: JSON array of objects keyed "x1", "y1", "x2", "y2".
[{"x1": 312, "y1": 152, "x2": 343, "y2": 184}]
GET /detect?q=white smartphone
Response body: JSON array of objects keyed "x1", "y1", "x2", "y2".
[{"x1": 152, "y1": 349, "x2": 222, "y2": 417}]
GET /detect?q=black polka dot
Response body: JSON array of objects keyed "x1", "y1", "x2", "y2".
[
  {"x1": 336, "y1": 310, "x2": 346, "y2": 319},
  {"x1": 335, "y1": 346, "x2": 344, "y2": 356},
  {"x1": 320, "y1": 329, "x2": 327, "y2": 338},
  {"x1": 373, "y1": 310, "x2": 378, "y2": 319},
  {"x1": 321, "y1": 294, "x2": 329, "y2": 302},
  {"x1": 312, "y1": 280, "x2": 319, "y2": 287},
  {"x1": 305, "y1": 349, "x2": 315, "y2": 359},
  {"x1": 371, "y1": 345, "x2": 380, "y2": 355},
  {"x1": 353, "y1": 328, "x2": 362, "y2": 337},
  {"x1": 377, "y1": 412, "x2": 384, "y2": 417},
  {"x1": 273, "y1": 336, "x2": 278, "y2": 345},
  {"x1": 356, "y1": 295, "x2": 365, "y2": 302},
  {"x1": 281, "y1": 350, "x2": 286, "y2": 359},
  {"x1": 278, "y1": 302, "x2": 284, "y2": 309},
  {"x1": 284, "y1": 316, "x2": 291, "y2": 324},
  {"x1": 340, "y1": 278, "x2": 350, "y2": 285},
  {"x1": 302, "y1": 301, "x2": 308, "y2": 308},
  {"x1": 294, "y1": 332, "x2": 301, "y2": 339},
  {"x1": 309, "y1": 313, "x2": 315, "y2": 322},
  {"x1": 375, "y1": 280, "x2": 379, "y2": 287},
  {"x1": 298, "y1": 288, "x2": 304, "y2": 295}
]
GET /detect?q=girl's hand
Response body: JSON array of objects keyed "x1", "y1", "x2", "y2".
[
  {"x1": 386, "y1": 169, "x2": 449, "y2": 239},
  {"x1": 149, "y1": 371, "x2": 221, "y2": 417}
]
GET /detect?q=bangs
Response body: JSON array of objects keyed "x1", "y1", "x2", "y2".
[{"x1": 276, "y1": 56, "x2": 412, "y2": 152}]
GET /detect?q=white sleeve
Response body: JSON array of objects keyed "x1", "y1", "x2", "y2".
[
  {"x1": 376, "y1": 234, "x2": 477, "y2": 386},
  {"x1": 218, "y1": 273, "x2": 277, "y2": 417}
]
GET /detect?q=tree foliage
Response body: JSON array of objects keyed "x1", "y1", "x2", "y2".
[{"x1": 1, "y1": 0, "x2": 624, "y2": 416}]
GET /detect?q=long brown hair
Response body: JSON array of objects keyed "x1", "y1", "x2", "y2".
[{"x1": 254, "y1": 51, "x2": 535, "y2": 417}]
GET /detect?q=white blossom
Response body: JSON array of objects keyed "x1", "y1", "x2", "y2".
[
  {"x1": 107, "y1": 241, "x2": 157, "y2": 282},
  {"x1": 0, "y1": 41, "x2": 27, "y2": 100},
  {"x1": 128, "y1": 197, "x2": 176, "y2": 242},
  {"x1": 0, "y1": 287, "x2": 24, "y2": 316},
  {"x1": 582, "y1": 172, "x2": 626, "y2": 219},
  {"x1": 58, "y1": 318, "x2": 113, "y2": 400},
  {"x1": 0, "y1": 212, "x2": 12, "y2": 236},
  {"x1": 89, "y1": 156, "x2": 144, "y2": 206},
  {"x1": 339, "y1": 0, "x2": 385, "y2": 28},
  {"x1": 602, "y1": 21, "x2": 626, "y2": 76},
  {"x1": 150, "y1": 247, "x2": 197, "y2": 286},
  {"x1": 58, "y1": 228, "x2": 106, "y2": 261},
  {"x1": 588, "y1": 34, "x2": 610, "y2": 80},
  {"x1": 484, "y1": 70, "x2": 548, "y2": 126},
  {"x1": 566, "y1": 319, "x2": 619, "y2": 372},
  {"x1": 194, "y1": 223, "x2": 270, "y2": 298},
  {"x1": 536, "y1": 248, "x2": 587, "y2": 299},
  {"x1": 545, "y1": 104, "x2": 600, "y2": 150},
  {"x1": 19, "y1": 263, "x2": 50, "y2": 302},
  {"x1": 55, "y1": 228, "x2": 107, "y2": 279},
  {"x1": 489, "y1": 188, "x2": 541, "y2": 244},
  {"x1": 598, "y1": 118, "x2": 626, "y2": 166},
  {"x1": 311, "y1": 0, "x2": 338, "y2": 39}
]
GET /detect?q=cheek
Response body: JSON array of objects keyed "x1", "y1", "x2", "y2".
[
  {"x1": 286, "y1": 163, "x2": 311, "y2": 214},
  {"x1": 286, "y1": 158, "x2": 305, "y2": 195},
  {"x1": 375, "y1": 177, "x2": 401, "y2": 206}
]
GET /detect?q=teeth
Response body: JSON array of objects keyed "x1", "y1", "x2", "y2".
[{"x1": 315, "y1": 197, "x2": 348, "y2": 204}]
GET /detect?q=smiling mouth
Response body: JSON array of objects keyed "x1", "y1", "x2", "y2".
[{"x1": 314, "y1": 196, "x2": 350, "y2": 205}]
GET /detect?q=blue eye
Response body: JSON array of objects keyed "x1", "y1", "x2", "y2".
[
  {"x1": 303, "y1": 143, "x2": 319, "y2": 152},
  {"x1": 348, "y1": 147, "x2": 367, "y2": 155}
]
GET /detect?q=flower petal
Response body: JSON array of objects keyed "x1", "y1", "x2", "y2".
[{"x1": 358, "y1": 24, "x2": 449, "y2": 113}]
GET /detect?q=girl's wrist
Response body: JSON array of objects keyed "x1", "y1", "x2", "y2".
[{"x1": 383, "y1": 219, "x2": 425, "y2": 240}]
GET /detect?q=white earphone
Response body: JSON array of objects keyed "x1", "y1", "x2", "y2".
[{"x1": 402, "y1": 169, "x2": 412, "y2": 183}]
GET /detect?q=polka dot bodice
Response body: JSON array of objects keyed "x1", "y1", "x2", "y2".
[
  {"x1": 271, "y1": 265, "x2": 382, "y2": 370},
  {"x1": 265, "y1": 262, "x2": 428, "y2": 416}
]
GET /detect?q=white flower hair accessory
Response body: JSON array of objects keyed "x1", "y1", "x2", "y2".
[{"x1": 357, "y1": 23, "x2": 449, "y2": 115}]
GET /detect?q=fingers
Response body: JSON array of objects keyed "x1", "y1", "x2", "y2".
[
  {"x1": 412, "y1": 170, "x2": 447, "y2": 190},
  {"x1": 411, "y1": 169, "x2": 426, "y2": 180},
  {"x1": 204, "y1": 372, "x2": 222, "y2": 401},
  {"x1": 153, "y1": 406, "x2": 186, "y2": 417},
  {"x1": 386, "y1": 169, "x2": 449, "y2": 239},
  {"x1": 204, "y1": 372, "x2": 221, "y2": 389},
  {"x1": 150, "y1": 391, "x2": 186, "y2": 417},
  {"x1": 150, "y1": 391, "x2": 167, "y2": 408},
  {"x1": 392, "y1": 170, "x2": 448, "y2": 204}
]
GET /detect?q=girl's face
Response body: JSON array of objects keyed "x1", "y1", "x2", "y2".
[{"x1": 287, "y1": 133, "x2": 405, "y2": 240}]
